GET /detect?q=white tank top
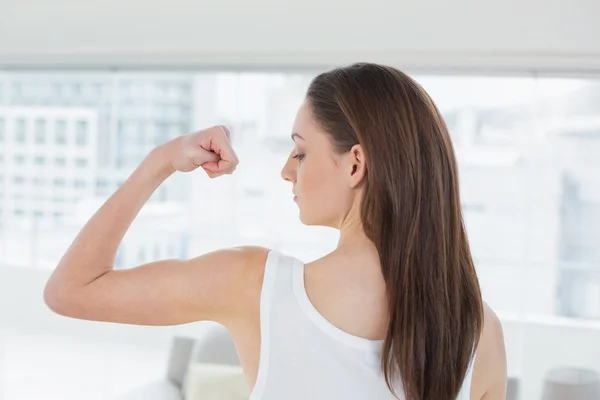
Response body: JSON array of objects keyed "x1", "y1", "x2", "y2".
[{"x1": 249, "y1": 250, "x2": 475, "y2": 400}]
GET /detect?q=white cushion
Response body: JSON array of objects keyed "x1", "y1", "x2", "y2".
[
  {"x1": 184, "y1": 363, "x2": 250, "y2": 400},
  {"x1": 115, "y1": 380, "x2": 182, "y2": 400}
]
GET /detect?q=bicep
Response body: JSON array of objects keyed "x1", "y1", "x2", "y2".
[{"x1": 47, "y1": 246, "x2": 268, "y2": 326}]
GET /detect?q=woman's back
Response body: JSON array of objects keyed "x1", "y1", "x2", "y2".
[
  {"x1": 227, "y1": 246, "x2": 504, "y2": 400},
  {"x1": 246, "y1": 249, "x2": 476, "y2": 399}
]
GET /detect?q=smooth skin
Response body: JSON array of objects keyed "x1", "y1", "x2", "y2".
[{"x1": 44, "y1": 101, "x2": 507, "y2": 399}]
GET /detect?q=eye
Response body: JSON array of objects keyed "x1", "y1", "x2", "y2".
[{"x1": 292, "y1": 153, "x2": 305, "y2": 161}]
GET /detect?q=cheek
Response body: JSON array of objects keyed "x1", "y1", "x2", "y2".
[{"x1": 298, "y1": 162, "x2": 342, "y2": 202}]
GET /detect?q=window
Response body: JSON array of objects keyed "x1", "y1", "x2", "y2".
[
  {"x1": 0, "y1": 118, "x2": 5, "y2": 142},
  {"x1": 75, "y1": 120, "x2": 88, "y2": 145},
  {"x1": 53, "y1": 178, "x2": 65, "y2": 187},
  {"x1": 35, "y1": 119, "x2": 46, "y2": 144},
  {"x1": 14, "y1": 155, "x2": 26, "y2": 165},
  {"x1": 53, "y1": 83, "x2": 62, "y2": 98},
  {"x1": 15, "y1": 118, "x2": 27, "y2": 143},
  {"x1": 0, "y1": 70, "x2": 598, "y2": 400},
  {"x1": 94, "y1": 83, "x2": 103, "y2": 96},
  {"x1": 12, "y1": 83, "x2": 22, "y2": 96},
  {"x1": 55, "y1": 120, "x2": 67, "y2": 144}
]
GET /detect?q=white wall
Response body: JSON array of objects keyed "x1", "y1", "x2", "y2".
[{"x1": 0, "y1": 0, "x2": 599, "y2": 73}]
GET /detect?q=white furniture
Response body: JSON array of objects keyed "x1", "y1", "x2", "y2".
[
  {"x1": 541, "y1": 368, "x2": 600, "y2": 399},
  {"x1": 116, "y1": 324, "x2": 245, "y2": 400}
]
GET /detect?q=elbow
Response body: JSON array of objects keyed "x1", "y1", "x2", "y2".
[
  {"x1": 43, "y1": 279, "x2": 75, "y2": 317},
  {"x1": 43, "y1": 282, "x2": 64, "y2": 315}
]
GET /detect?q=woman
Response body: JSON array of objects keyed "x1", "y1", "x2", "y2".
[{"x1": 44, "y1": 63, "x2": 507, "y2": 399}]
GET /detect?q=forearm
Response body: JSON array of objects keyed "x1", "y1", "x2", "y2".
[{"x1": 46, "y1": 147, "x2": 174, "y2": 293}]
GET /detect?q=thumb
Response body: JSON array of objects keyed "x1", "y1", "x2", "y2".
[{"x1": 191, "y1": 148, "x2": 219, "y2": 168}]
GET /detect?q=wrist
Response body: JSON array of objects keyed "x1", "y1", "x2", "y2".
[{"x1": 144, "y1": 146, "x2": 176, "y2": 180}]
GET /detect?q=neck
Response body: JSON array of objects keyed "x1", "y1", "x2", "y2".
[
  {"x1": 336, "y1": 201, "x2": 382, "y2": 280},
  {"x1": 337, "y1": 198, "x2": 375, "y2": 253}
]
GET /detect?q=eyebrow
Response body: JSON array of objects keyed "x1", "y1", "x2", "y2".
[{"x1": 291, "y1": 133, "x2": 305, "y2": 142}]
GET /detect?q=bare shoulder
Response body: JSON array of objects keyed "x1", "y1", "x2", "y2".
[
  {"x1": 186, "y1": 245, "x2": 271, "y2": 326},
  {"x1": 470, "y1": 302, "x2": 507, "y2": 400},
  {"x1": 210, "y1": 245, "x2": 271, "y2": 271},
  {"x1": 203, "y1": 245, "x2": 271, "y2": 300}
]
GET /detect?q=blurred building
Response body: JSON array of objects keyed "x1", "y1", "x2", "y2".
[
  {"x1": 0, "y1": 72, "x2": 199, "y2": 202},
  {"x1": 554, "y1": 120, "x2": 600, "y2": 319},
  {"x1": 0, "y1": 107, "x2": 97, "y2": 225}
]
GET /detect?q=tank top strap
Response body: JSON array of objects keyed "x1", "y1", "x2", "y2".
[{"x1": 250, "y1": 249, "x2": 296, "y2": 400}]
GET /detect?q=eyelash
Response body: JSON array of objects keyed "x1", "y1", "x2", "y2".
[{"x1": 293, "y1": 153, "x2": 305, "y2": 161}]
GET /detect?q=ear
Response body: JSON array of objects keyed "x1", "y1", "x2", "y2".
[{"x1": 348, "y1": 144, "x2": 367, "y2": 188}]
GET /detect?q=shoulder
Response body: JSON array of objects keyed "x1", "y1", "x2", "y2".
[
  {"x1": 471, "y1": 302, "x2": 507, "y2": 399},
  {"x1": 224, "y1": 245, "x2": 272, "y2": 267},
  {"x1": 198, "y1": 245, "x2": 271, "y2": 285},
  {"x1": 186, "y1": 246, "x2": 272, "y2": 323}
]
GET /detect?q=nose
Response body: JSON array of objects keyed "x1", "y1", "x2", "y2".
[{"x1": 281, "y1": 155, "x2": 296, "y2": 183}]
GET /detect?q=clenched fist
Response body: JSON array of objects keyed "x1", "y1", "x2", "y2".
[{"x1": 159, "y1": 125, "x2": 239, "y2": 178}]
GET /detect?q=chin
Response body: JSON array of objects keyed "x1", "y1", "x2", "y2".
[
  {"x1": 298, "y1": 210, "x2": 313, "y2": 226},
  {"x1": 298, "y1": 211, "x2": 325, "y2": 227}
]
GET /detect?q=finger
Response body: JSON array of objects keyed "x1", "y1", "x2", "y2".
[
  {"x1": 217, "y1": 159, "x2": 237, "y2": 174},
  {"x1": 209, "y1": 133, "x2": 239, "y2": 167},
  {"x1": 191, "y1": 149, "x2": 218, "y2": 168},
  {"x1": 202, "y1": 163, "x2": 234, "y2": 176},
  {"x1": 218, "y1": 125, "x2": 231, "y2": 141},
  {"x1": 202, "y1": 161, "x2": 236, "y2": 177},
  {"x1": 201, "y1": 161, "x2": 219, "y2": 172},
  {"x1": 204, "y1": 169, "x2": 221, "y2": 179}
]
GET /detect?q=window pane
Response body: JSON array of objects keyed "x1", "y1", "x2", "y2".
[
  {"x1": 75, "y1": 120, "x2": 88, "y2": 145},
  {"x1": 53, "y1": 178, "x2": 65, "y2": 187},
  {"x1": 35, "y1": 118, "x2": 46, "y2": 144},
  {"x1": 15, "y1": 118, "x2": 27, "y2": 142},
  {"x1": 55, "y1": 120, "x2": 67, "y2": 144}
]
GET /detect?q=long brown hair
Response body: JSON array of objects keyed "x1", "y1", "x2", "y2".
[{"x1": 306, "y1": 63, "x2": 483, "y2": 400}]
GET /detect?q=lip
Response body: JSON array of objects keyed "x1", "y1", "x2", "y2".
[{"x1": 293, "y1": 195, "x2": 298, "y2": 201}]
